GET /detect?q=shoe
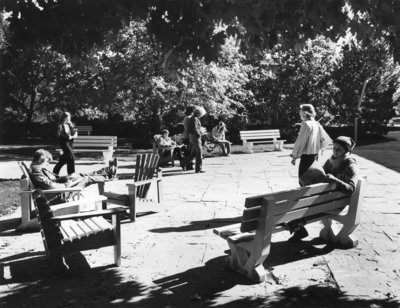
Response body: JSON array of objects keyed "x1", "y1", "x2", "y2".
[
  {"x1": 109, "y1": 157, "x2": 118, "y2": 167},
  {"x1": 288, "y1": 227, "x2": 308, "y2": 242},
  {"x1": 107, "y1": 166, "x2": 117, "y2": 179},
  {"x1": 196, "y1": 170, "x2": 206, "y2": 173}
]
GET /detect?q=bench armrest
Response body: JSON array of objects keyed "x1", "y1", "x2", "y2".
[
  {"x1": 50, "y1": 207, "x2": 126, "y2": 221},
  {"x1": 20, "y1": 187, "x2": 83, "y2": 195},
  {"x1": 126, "y1": 178, "x2": 161, "y2": 188}
]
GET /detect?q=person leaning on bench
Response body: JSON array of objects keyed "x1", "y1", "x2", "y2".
[
  {"x1": 288, "y1": 136, "x2": 359, "y2": 242},
  {"x1": 29, "y1": 149, "x2": 117, "y2": 203}
]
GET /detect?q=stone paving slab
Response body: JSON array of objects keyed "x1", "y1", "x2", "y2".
[{"x1": 1, "y1": 148, "x2": 400, "y2": 307}]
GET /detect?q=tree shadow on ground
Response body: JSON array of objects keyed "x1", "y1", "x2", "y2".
[
  {"x1": 149, "y1": 217, "x2": 241, "y2": 233},
  {"x1": 2, "y1": 252, "x2": 399, "y2": 307}
]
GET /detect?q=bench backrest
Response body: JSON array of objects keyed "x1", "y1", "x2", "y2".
[
  {"x1": 240, "y1": 129, "x2": 281, "y2": 141},
  {"x1": 240, "y1": 179, "x2": 364, "y2": 233},
  {"x1": 18, "y1": 161, "x2": 34, "y2": 189},
  {"x1": 77, "y1": 126, "x2": 93, "y2": 135},
  {"x1": 74, "y1": 136, "x2": 117, "y2": 148},
  {"x1": 135, "y1": 153, "x2": 160, "y2": 198}
]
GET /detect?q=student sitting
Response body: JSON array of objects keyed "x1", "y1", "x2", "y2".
[
  {"x1": 156, "y1": 129, "x2": 183, "y2": 165},
  {"x1": 210, "y1": 121, "x2": 232, "y2": 156}
]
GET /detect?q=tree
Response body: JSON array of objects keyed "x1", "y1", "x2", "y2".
[{"x1": 3, "y1": 0, "x2": 400, "y2": 63}]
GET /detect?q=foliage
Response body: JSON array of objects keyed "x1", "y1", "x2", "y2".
[{"x1": 4, "y1": 0, "x2": 400, "y2": 63}]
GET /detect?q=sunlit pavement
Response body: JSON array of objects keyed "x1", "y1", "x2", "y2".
[{"x1": 0, "y1": 139, "x2": 399, "y2": 307}]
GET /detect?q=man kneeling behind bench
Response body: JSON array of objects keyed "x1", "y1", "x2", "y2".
[{"x1": 29, "y1": 149, "x2": 117, "y2": 203}]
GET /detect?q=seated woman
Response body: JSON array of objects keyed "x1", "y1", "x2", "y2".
[
  {"x1": 210, "y1": 121, "x2": 232, "y2": 156},
  {"x1": 29, "y1": 149, "x2": 117, "y2": 203},
  {"x1": 156, "y1": 129, "x2": 183, "y2": 165},
  {"x1": 288, "y1": 136, "x2": 359, "y2": 241}
]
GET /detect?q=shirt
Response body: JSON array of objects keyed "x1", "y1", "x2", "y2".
[{"x1": 292, "y1": 119, "x2": 320, "y2": 158}]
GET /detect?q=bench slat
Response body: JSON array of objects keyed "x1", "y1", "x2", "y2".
[{"x1": 245, "y1": 184, "x2": 338, "y2": 208}]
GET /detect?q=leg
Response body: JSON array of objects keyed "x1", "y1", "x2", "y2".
[
  {"x1": 298, "y1": 154, "x2": 318, "y2": 186},
  {"x1": 53, "y1": 142, "x2": 69, "y2": 175},
  {"x1": 217, "y1": 141, "x2": 227, "y2": 155},
  {"x1": 192, "y1": 137, "x2": 203, "y2": 172},
  {"x1": 64, "y1": 141, "x2": 75, "y2": 174}
]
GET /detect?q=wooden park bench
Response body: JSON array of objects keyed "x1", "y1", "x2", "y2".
[
  {"x1": 77, "y1": 125, "x2": 93, "y2": 135},
  {"x1": 29, "y1": 189, "x2": 125, "y2": 266},
  {"x1": 239, "y1": 129, "x2": 286, "y2": 153},
  {"x1": 59, "y1": 135, "x2": 117, "y2": 162},
  {"x1": 213, "y1": 179, "x2": 365, "y2": 282},
  {"x1": 18, "y1": 161, "x2": 107, "y2": 231}
]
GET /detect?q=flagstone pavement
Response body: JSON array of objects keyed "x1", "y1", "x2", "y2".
[{"x1": 0, "y1": 146, "x2": 399, "y2": 307}]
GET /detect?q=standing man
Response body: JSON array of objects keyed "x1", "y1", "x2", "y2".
[
  {"x1": 182, "y1": 105, "x2": 194, "y2": 170},
  {"x1": 185, "y1": 106, "x2": 206, "y2": 173}
]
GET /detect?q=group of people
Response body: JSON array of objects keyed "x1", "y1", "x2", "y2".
[
  {"x1": 27, "y1": 105, "x2": 359, "y2": 243},
  {"x1": 156, "y1": 106, "x2": 232, "y2": 173},
  {"x1": 289, "y1": 103, "x2": 359, "y2": 241}
]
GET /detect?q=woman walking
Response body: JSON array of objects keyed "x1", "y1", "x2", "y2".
[
  {"x1": 53, "y1": 111, "x2": 78, "y2": 175},
  {"x1": 291, "y1": 104, "x2": 322, "y2": 185}
]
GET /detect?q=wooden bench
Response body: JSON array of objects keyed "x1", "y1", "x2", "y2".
[
  {"x1": 213, "y1": 179, "x2": 365, "y2": 282},
  {"x1": 30, "y1": 189, "x2": 125, "y2": 266},
  {"x1": 18, "y1": 161, "x2": 107, "y2": 231},
  {"x1": 77, "y1": 125, "x2": 93, "y2": 135},
  {"x1": 239, "y1": 129, "x2": 286, "y2": 153},
  {"x1": 60, "y1": 135, "x2": 117, "y2": 162}
]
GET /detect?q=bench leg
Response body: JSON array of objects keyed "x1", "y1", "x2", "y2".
[
  {"x1": 273, "y1": 141, "x2": 284, "y2": 151},
  {"x1": 127, "y1": 185, "x2": 137, "y2": 222},
  {"x1": 112, "y1": 213, "x2": 121, "y2": 266},
  {"x1": 319, "y1": 218, "x2": 336, "y2": 242},
  {"x1": 102, "y1": 151, "x2": 113, "y2": 163},
  {"x1": 227, "y1": 240, "x2": 269, "y2": 282},
  {"x1": 242, "y1": 141, "x2": 254, "y2": 154}
]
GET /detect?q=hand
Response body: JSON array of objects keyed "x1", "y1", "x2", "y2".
[
  {"x1": 291, "y1": 158, "x2": 296, "y2": 166},
  {"x1": 326, "y1": 173, "x2": 337, "y2": 182}
]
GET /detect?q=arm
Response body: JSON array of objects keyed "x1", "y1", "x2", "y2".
[
  {"x1": 194, "y1": 118, "x2": 202, "y2": 138},
  {"x1": 326, "y1": 162, "x2": 359, "y2": 194},
  {"x1": 291, "y1": 122, "x2": 311, "y2": 159},
  {"x1": 30, "y1": 169, "x2": 68, "y2": 190}
]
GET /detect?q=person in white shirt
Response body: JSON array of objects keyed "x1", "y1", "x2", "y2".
[{"x1": 290, "y1": 104, "x2": 320, "y2": 185}]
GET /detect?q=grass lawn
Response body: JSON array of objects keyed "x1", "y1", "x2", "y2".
[{"x1": 0, "y1": 180, "x2": 20, "y2": 217}]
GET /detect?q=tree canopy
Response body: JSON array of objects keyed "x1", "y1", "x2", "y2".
[{"x1": 3, "y1": 0, "x2": 400, "y2": 62}]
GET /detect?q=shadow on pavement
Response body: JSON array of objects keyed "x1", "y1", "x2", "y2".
[
  {"x1": 2, "y1": 252, "x2": 399, "y2": 307},
  {"x1": 149, "y1": 217, "x2": 242, "y2": 233}
]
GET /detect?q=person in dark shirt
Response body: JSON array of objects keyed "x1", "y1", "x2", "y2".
[
  {"x1": 30, "y1": 149, "x2": 117, "y2": 192},
  {"x1": 184, "y1": 106, "x2": 206, "y2": 173},
  {"x1": 53, "y1": 111, "x2": 78, "y2": 175}
]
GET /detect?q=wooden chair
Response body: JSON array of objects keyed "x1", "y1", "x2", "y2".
[
  {"x1": 214, "y1": 179, "x2": 365, "y2": 282},
  {"x1": 103, "y1": 153, "x2": 162, "y2": 221},
  {"x1": 29, "y1": 189, "x2": 125, "y2": 266}
]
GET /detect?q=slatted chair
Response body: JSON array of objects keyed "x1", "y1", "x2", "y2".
[
  {"x1": 18, "y1": 162, "x2": 107, "y2": 229},
  {"x1": 29, "y1": 189, "x2": 125, "y2": 266},
  {"x1": 103, "y1": 153, "x2": 162, "y2": 221}
]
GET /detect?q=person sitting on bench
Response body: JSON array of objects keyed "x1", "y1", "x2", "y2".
[
  {"x1": 288, "y1": 136, "x2": 359, "y2": 242},
  {"x1": 29, "y1": 149, "x2": 117, "y2": 198},
  {"x1": 210, "y1": 121, "x2": 232, "y2": 156},
  {"x1": 156, "y1": 129, "x2": 183, "y2": 165}
]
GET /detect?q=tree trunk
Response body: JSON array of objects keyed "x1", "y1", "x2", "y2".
[{"x1": 25, "y1": 91, "x2": 36, "y2": 136}]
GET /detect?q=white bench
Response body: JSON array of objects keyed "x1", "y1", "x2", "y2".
[
  {"x1": 214, "y1": 179, "x2": 365, "y2": 282},
  {"x1": 60, "y1": 135, "x2": 117, "y2": 162},
  {"x1": 77, "y1": 125, "x2": 93, "y2": 135},
  {"x1": 239, "y1": 129, "x2": 286, "y2": 153}
]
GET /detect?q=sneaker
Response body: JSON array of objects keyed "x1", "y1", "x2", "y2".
[
  {"x1": 196, "y1": 170, "x2": 206, "y2": 173},
  {"x1": 107, "y1": 165, "x2": 117, "y2": 179}
]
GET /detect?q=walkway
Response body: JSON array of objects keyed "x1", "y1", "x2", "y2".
[{"x1": 0, "y1": 146, "x2": 399, "y2": 307}]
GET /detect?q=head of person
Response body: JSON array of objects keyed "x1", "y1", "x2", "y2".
[
  {"x1": 332, "y1": 136, "x2": 356, "y2": 159},
  {"x1": 185, "y1": 106, "x2": 195, "y2": 116},
  {"x1": 32, "y1": 149, "x2": 53, "y2": 167},
  {"x1": 161, "y1": 129, "x2": 169, "y2": 138},
  {"x1": 217, "y1": 121, "x2": 227, "y2": 132},
  {"x1": 299, "y1": 104, "x2": 316, "y2": 121},
  {"x1": 193, "y1": 106, "x2": 206, "y2": 118},
  {"x1": 60, "y1": 111, "x2": 71, "y2": 124}
]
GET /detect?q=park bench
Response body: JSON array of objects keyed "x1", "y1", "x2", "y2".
[
  {"x1": 239, "y1": 129, "x2": 286, "y2": 153},
  {"x1": 28, "y1": 189, "x2": 125, "y2": 266},
  {"x1": 77, "y1": 125, "x2": 93, "y2": 135},
  {"x1": 17, "y1": 161, "x2": 107, "y2": 231},
  {"x1": 60, "y1": 135, "x2": 117, "y2": 162},
  {"x1": 213, "y1": 179, "x2": 365, "y2": 282}
]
